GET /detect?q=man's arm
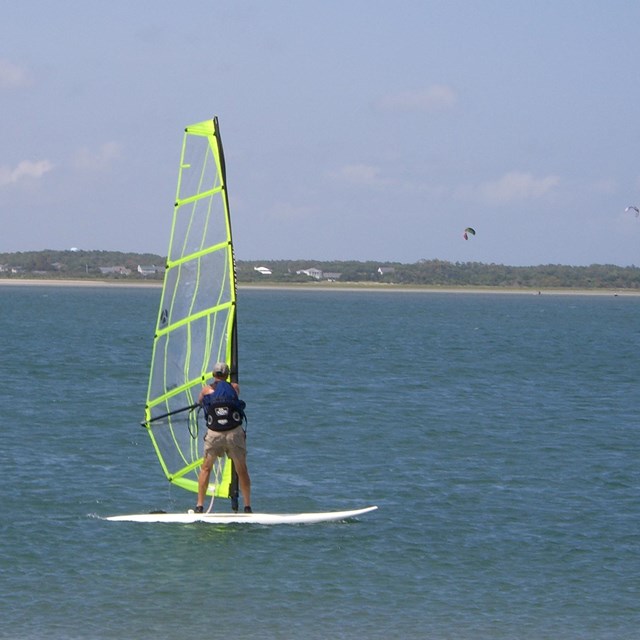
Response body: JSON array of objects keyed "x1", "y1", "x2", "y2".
[{"x1": 197, "y1": 385, "x2": 213, "y2": 404}]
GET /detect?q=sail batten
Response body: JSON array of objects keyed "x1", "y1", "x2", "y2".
[
  {"x1": 165, "y1": 239, "x2": 232, "y2": 269},
  {"x1": 176, "y1": 186, "x2": 224, "y2": 207},
  {"x1": 144, "y1": 117, "x2": 238, "y2": 500},
  {"x1": 153, "y1": 300, "x2": 234, "y2": 338}
]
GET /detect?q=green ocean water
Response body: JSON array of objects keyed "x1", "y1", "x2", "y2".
[{"x1": 0, "y1": 285, "x2": 638, "y2": 639}]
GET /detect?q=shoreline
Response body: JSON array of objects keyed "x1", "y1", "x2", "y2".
[
  {"x1": 1, "y1": 278, "x2": 639, "y2": 296},
  {"x1": 0, "y1": 278, "x2": 162, "y2": 289}
]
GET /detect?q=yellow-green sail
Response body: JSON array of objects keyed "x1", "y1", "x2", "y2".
[{"x1": 143, "y1": 117, "x2": 238, "y2": 501}]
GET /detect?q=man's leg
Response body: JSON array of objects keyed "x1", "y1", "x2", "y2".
[
  {"x1": 231, "y1": 455, "x2": 251, "y2": 509},
  {"x1": 197, "y1": 455, "x2": 214, "y2": 508}
]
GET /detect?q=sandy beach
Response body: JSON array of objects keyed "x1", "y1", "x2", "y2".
[
  {"x1": 1, "y1": 278, "x2": 638, "y2": 296},
  {"x1": 0, "y1": 278, "x2": 162, "y2": 289}
]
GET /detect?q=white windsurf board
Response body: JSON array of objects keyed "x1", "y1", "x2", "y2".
[{"x1": 105, "y1": 505, "x2": 377, "y2": 525}]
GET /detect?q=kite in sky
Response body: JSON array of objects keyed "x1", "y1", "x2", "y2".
[
  {"x1": 463, "y1": 227, "x2": 476, "y2": 240},
  {"x1": 624, "y1": 205, "x2": 639, "y2": 217}
]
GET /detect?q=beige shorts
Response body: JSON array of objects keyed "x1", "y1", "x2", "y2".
[{"x1": 203, "y1": 425, "x2": 246, "y2": 460}]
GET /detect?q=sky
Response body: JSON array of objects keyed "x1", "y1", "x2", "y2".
[{"x1": 2, "y1": 1, "x2": 640, "y2": 266}]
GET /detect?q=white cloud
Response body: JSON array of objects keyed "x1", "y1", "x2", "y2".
[
  {"x1": 376, "y1": 85, "x2": 457, "y2": 112},
  {"x1": 73, "y1": 141, "x2": 122, "y2": 171},
  {"x1": 477, "y1": 171, "x2": 560, "y2": 204},
  {"x1": 333, "y1": 163, "x2": 381, "y2": 186},
  {"x1": 269, "y1": 202, "x2": 315, "y2": 221},
  {"x1": 0, "y1": 160, "x2": 54, "y2": 186},
  {"x1": 0, "y1": 59, "x2": 31, "y2": 89},
  {"x1": 590, "y1": 178, "x2": 617, "y2": 195}
]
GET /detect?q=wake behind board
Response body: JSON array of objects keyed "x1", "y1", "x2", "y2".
[{"x1": 106, "y1": 505, "x2": 377, "y2": 525}]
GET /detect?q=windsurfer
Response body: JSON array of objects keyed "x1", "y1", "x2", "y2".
[{"x1": 195, "y1": 362, "x2": 252, "y2": 514}]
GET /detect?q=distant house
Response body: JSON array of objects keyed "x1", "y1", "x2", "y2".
[
  {"x1": 137, "y1": 265, "x2": 159, "y2": 276},
  {"x1": 100, "y1": 266, "x2": 131, "y2": 276},
  {"x1": 323, "y1": 272, "x2": 342, "y2": 281},
  {"x1": 253, "y1": 266, "x2": 272, "y2": 275},
  {"x1": 0, "y1": 264, "x2": 8, "y2": 273},
  {"x1": 296, "y1": 268, "x2": 323, "y2": 280},
  {"x1": 377, "y1": 267, "x2": 395, "y2": 276}
]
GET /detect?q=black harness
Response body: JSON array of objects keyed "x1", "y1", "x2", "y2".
[{"x1": 201, "y1": 380, "x2": 246, "y2": 432}]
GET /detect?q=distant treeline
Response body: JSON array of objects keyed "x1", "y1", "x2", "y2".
[
  {"x1": 1, "y1": 250, "x2": 640, "y2": 289},
  {"x1": 0, "y1": 250, "x2": 166, "y2": 280},
  {"x1": 238, "y1": 259, "x2": 640, "y2": 289}
]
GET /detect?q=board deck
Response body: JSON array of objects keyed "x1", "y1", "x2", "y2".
[{"x1": 105, "y1": 505, "x2": 377, "y2": 525}]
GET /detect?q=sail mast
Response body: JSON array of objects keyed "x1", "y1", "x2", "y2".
[
  {"x1": 211, "y1": 116, "x2": 241, "y2": 511},
  {"x1": 212, "y1": 116, "x2": 239, "y2": 385}
]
